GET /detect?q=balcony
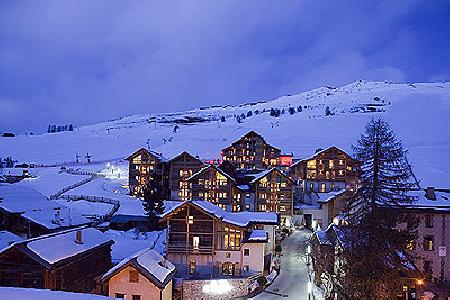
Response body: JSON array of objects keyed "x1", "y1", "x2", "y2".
[{"x1": 167, "y1": 243, "x2": 214, "y2": 254}]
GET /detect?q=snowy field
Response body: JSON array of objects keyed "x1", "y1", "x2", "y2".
[
  {"x1": 1, "y1": 81, "x2": 449, "y2": 187},
  {"x1": 0, "y1": 287, "x2": 113, "y2": 299}
]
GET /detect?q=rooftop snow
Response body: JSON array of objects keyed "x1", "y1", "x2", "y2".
[
  {"x1": 317, "y1": 189, "x2": 346, "y2": 203},
  {"x1": 246, "y1": 229, "x2": 268, "y2": 242},
  {"x1": 25, "y1": 228, "x2": 113, "y2": 265},
  {"x1": 0, "y1": 230, "x2": 23, "y2": 252},
  {"x1": 407, "y1": 190, "x2": 450, "y2": 211},
  {"x1": 161, "y1": 200, "x2": 278, "y2": 227},
  {"x1": 102, "y1": 248, "x2": 175, "y2": 287},
  {"x1": 0, "y1": 287, "x2": 113, "y2": 300}
]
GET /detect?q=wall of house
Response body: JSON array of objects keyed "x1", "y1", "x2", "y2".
[
  {"x1": 410, "y1": 212, "x2": 449, "y2": 283},
  {"x1": 241, "y1": 243, "x2": 265, "y2": 274},
  {"x1": 108, "y1": 265, "x2": 170, "y2": 300}
]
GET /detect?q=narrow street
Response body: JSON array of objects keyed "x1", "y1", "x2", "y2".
[{"x1": 252, "y1": 230, "x2": 312, "y2": 299}]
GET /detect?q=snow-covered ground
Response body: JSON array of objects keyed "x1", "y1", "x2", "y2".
[
  {"x1": 1, "y1": 81, "x2": 449, "y2": 187},
  {"x1": 0, "y1": 287, "x2": 113, "y2": 299},
  {"x1": 104, "y1": 229, "x2": 166, "y2": 263}
]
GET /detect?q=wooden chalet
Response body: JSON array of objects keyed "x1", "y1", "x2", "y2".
[
  {"x1": 289, "y1": 146, "x2": 359, "y2": 194},
  {"x1": 239, "y1": 168, "x2": 294, "y2": 224},
  {"x1": 0, "y1": 228, "x2": 113, "y2": 293},
  {"x1": 186, "y1": 165, "x2": 244, "y2": 212},
  {"x1": 167, "y1": 151, "x2": 204, "y2": 201},
  {"x1": 221, "y1": 131, "x2": 281, "y2": 170},
  {"x1": 160, "y1": 200, "x2": 278, "y2": 279},
  {"x1": 127, "y1": 148, "x2": 168, "y2": 196}
]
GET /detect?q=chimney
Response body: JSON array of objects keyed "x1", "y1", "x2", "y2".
[
  {"x1": 425, "y1": 186, "x2": 436, "y2": 201},
  {"x1": 75, "y1": 230, "x2": 83, "y2": 244}
]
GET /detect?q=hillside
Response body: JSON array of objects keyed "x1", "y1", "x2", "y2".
[{"x1": 1, "y1": 80, "x2": 450, "y2": 187}]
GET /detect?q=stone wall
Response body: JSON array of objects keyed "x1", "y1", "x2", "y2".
[{"x1": 182, "y1": 277, "x2": 251, "y2": 300}]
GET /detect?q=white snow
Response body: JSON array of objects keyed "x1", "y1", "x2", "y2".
[
  {"x1": 408, "y1": 190, "x2": 450, "y2": 211},
  {"x1": 0, "y1": 287, "x2": 113, "y2": 300},
  {"x1": 247, "y1": 229, "x2": 268, "y2": 242},
  {"x1": 0, "y1": 230, "x2": 23, "y2": 251},
  {"x1": 102, "y1": 248, "x2": 175, "y2": 286},
  {"x1": 0, "y1": 184, "x2": 114, "y2": 229},
  {"x1": 317, "y1": 190, "x2": 346, "y2": 203},
  {"x1": 1, "y1": 81, "x2": 448, "y2": 188},
  {"x1": 161, "y1": 200, "x2": 278, "y2": 227},
  {"x1": 104, "y1": 229, "x2": 166, "y2": 263},
  {"x1": 26, "y1": 228, "x2": 113, "y2": 264}
]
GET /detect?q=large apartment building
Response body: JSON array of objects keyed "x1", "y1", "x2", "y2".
[
  {"x1": 221, "y1": 131, "x2": 281, "y2": 170},
  {"x1": 160, "y1": 200, "x2": 278, "y2": 279},
  {"x1": 167, "y1": 151, "x2": 204, "y2": 201},
  {"x1": 127, "y1": 148, "x2": 168, "y2": 196},
  {"x1": 289, "y1": 146, "x2": 359, "y2": 194}
]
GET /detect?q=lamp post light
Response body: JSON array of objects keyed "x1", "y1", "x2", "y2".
[{"x1": 307, "y1": 281, "x2": 312, "y2": 300}]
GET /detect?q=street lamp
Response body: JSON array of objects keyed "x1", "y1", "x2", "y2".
[{"x1": 307, "y1": 282, "x2": 312, "y2": 300}]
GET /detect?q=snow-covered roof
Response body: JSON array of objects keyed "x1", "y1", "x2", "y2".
[
  {"x1": 0, "y1": 230, "x2": 23, "y2": 252},
  {"x1": 4, "y1": 227, "x2": 114, "y2": 267},
  {"x1": 0, "y1": 168, "x2": 29, "y2": 177},
  {"x1": 317, "y1": 189, "x2": 346, "y2": 203},
  {"x1": 0, "y1": 184, "x2": 105, "y2": 229},
  {"x1": 246, "y1": 167, "x2": 293, "y2": 185},
  {"x1": 291, "y1": 146, "x2": 353, "y2": 167},
  {"x1": 187, "y1": 165, "x2": 236, "y2": 183},
  {"x1": 126, "y1": 148, "x2": 167, "y2": 162},
  {"x1": 161, "y1": 200, "x2": 279, "y2": 227},
  {"x1": 406, "y1": 190, "x2": 450, "y2": 211},
  {"x1": 245, "y1": 229, "x2": 268, "y2": 242},
  {"x1": 101, "y1": 248, "x2": 175, "y2": 288},
  {"x1": 237, "y1": 184, "x2": 250, "y2": 191},
  {"x1": 0, "y1": 287, "x2": 113, "y2": 300}
]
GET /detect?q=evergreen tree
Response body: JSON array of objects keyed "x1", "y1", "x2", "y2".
[
  {"x1": 141, "y1": 180, "x2": 165, "y2": 226},
  {"x1": 337, "y1": 118, "x2": 419, "y2": 298}
]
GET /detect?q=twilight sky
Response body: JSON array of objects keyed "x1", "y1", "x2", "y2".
[{"x1": 1, "y1": 1, "x2": 449, "y2": 133}]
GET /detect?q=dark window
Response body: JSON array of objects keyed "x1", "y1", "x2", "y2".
[
  {"x1": 423, "y1": 235, "x2": 434, "y2": 251},
  {"x1": 129, "y1": 270, "x2": 139, "y2": 283},
  {"x1": 425, "y1": 215, "x2": 434, "y2": 228},
  {"x1": 132, "y1": 295, "x2": 141, "y2": 300},
  {"x1": 424, "y1": 260, "x2": 433, "y2": 280},
  {"x1": 244, "y1": 249, "x2": 250, "y2": 256},
  {"x1": 115, "y1": 294, "x2": 125, "y2": 299}
]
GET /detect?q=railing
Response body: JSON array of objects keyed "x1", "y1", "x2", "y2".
[{"x1": 167, "y1": 244, "x2": 214, "y2": 254}]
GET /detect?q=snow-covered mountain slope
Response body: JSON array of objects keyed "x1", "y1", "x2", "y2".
[{"x1": 1, "y1": 81, "x2": 450, "y2": 187}]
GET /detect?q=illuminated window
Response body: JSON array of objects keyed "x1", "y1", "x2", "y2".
[
  {"x1": 338, "y1": 170, "x2": 344, "y2": 176},
  {"x1": 329, "y1": 160, "x2": 334, "y2": 168},
  {"x1": 129, "y1": 269, "x2": 139, "y2": 283},
  {"x1": 193, "y1": 236, "x2": 200, "y2": 250},
  {"x1": 339, "y1": 159, "x2": 344, "y2": 165},
  {"x1": 188, "y1": 215, "x2": 194, "y2": 224},
  {"x1": 279, "y1": 205, "x2": 286, "y2": 212},
  {"x1": 320, "y1": 183, "x2": 326, "y2": 193},
  {"x1": 190, "y1": 259, "x2": 196, "y2": 274},
  {"x1": 260, "y1": 204, "x2": 267, "y2": 211},
  {"x1": 423, "y1": 235, "x2": 434, "y2": 251}
]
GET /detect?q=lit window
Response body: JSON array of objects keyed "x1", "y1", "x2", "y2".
[
  {"x1": 320, "y1": 183, "x2": 326, "y2": 193},
  {"x1": 423, "y1": 235, "x2": 434, "y2": 251},
  {"x1": 190, "y1": 259, "x2": 196, "y2": 274},
  {"x1": 339, "y1": 159, "x2": 344, "y2": 165},
  {"x1": 188, "y1": 215, "x2": 194, "y2": 224}
]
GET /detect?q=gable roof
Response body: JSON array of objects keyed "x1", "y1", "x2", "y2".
[
  {"x1": 291, "y1": 146, "x2": 355, "y2": 168},
  {"x1": 167, "y1": 151, "x2": 203, "y2": 165},
  {"x1": 1, "y1": 227, "x2": 114, "y2": 269},
  {"x1": 405, "y1": 189, "x2": 450, "y2": 211},
  {"x1": 186, "y1": 165, "x2": 236, "y2": 183},
  {"x1": 160, "y1": 200, "x2": 279, "y2": 228},
  {"x1": 101, "y1": 248, "x2": 175, "y2": 288},
  {"x1": 221, "y1": 130, "x2": 281, "y2": 152},
  {"x1": 126, "y1": 148, "x2": 167, "y2": 162},
  {"x1": 248, "y1": 167, "x2": 294, "y2": 184}
]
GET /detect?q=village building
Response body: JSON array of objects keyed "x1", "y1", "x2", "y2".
[
  {"x1": 167, "y1": 151, "x2": 204, "y2": 201},
  {"x1": 100, "y1": 248, "x2": 175, "y2": 300},
  {"x1": 160, "y1": 200, "x2": 278, "y2": 283},
  {"x1": 237, "y1": 168, "x2": 294, "y2": 225},
  {"x1": 401, "y1": 187, "x2": 450, "y2": 297},
  {"x1": 127, "y1": 148, "x2": 168, "y2": 196},
  {"x1": 0, "y1": 227, "x2": 113, "y2": 293},
  {"x1": 221, "y1": 131, "x2": 282, "y2": 170},
  {"x1": 289, "y1": 146, "x2": 359, "y2": 194},
  {"x1": 186, "y1": 165, "x2": 244, "y2": 212}
]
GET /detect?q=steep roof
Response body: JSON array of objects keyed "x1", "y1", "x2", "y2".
[
  {"x1": 406, "y1": 189, "x2": 450, "y2": 211},
  {"x1": 161, "y1": 200, "x2": 279, "y2": 228},
  {"x1": 167, "y1": 151, "x2": 203, "y2": 164},
  {"x1": 248, "y1": 167, "x2": 294, "y2": 184},
  {"x1": 221, "y1": 130, "x2": 281, "y2": 152},
  {"x1": 0, "y1": 231, "x2": 23, "y2": 252},
  {"x1": 101, "y1": 248, "x2": 175, "y2": 288},
  {"x1": 317, "y1": 189, "x2": 347, "y2": 204},
  {"x1": 186, "y1": 165, "x2": 236, "y2": 183},
  {"x1": 291, "y1": 146, "x2": 354, "y2": 168},
  {"x1": 1, "y1": 227, "x2": 114, "y2": 268},
  {"x1": 126, "y1": 148, "x2": 167, "y2": 162}
]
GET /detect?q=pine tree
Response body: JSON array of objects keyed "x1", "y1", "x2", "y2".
[
  {"x1": 337, "y1": 118, "x2": 419, "y2": 298},
  {"x1": 141, "y1": 179, "x2": 165, "y2": 223}
]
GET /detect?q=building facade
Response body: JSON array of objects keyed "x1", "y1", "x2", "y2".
[
  {"x1": 167, "y1": 151, "x2": 204, "y2": 201},
  {"x1": 221, "y1": 131, "x2": 281, "y2": 170},
  {"x1": 161, "y1": 200, "x2": 278, "y2": 280},
  {"x1": 289, "y1": 146, "x2": 359, "y2": 194},
  {"x1": 127, "y1": 148, "x2": 168, "y2": 196}
]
